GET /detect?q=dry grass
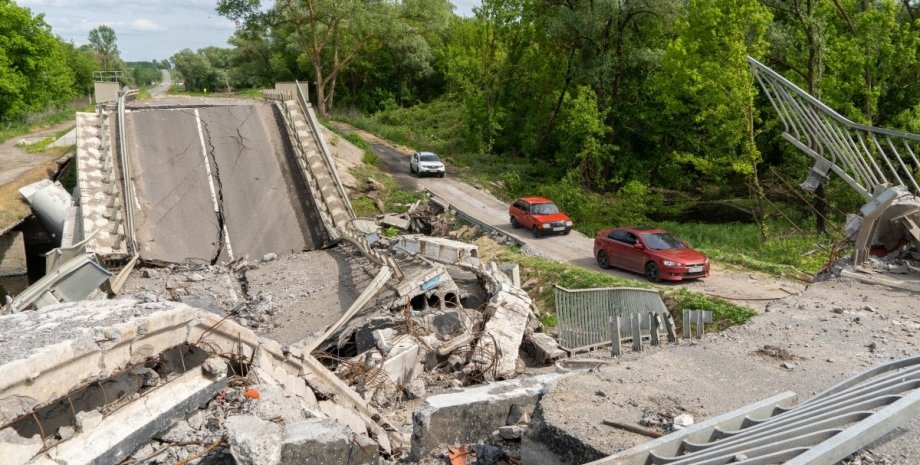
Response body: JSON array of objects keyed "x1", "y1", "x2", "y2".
[{"x1": 0, "y1": 162, "x2": 61, "y2": 233}]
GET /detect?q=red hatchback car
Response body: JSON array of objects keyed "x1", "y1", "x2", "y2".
[
  {"x1": 509, "y1": 196, "x2": 573, "y2": 238},
  {"x1": 593, "y1": 226, "x2": 709, "y2": 282}
]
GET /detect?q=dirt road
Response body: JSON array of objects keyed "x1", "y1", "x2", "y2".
[
  {"x1": 331, "y1": 122, "x2": 806, "y2": 309},
  {"x1": 0, "y1": 120, "x2": 74, "y2": 188}
]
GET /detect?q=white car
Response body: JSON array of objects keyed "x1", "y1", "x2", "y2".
[{"x1": 409, "y1": 151, "x2": 445, "y2": 178}]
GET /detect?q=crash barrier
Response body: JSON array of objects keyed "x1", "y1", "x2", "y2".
[
  {"x1": 554, "y1": 286, "x2": 671, "y2": 353},
  {"x1": 266, "y1": 91, "x2": 341, "y2": 245},
  {"x1": 294, "y1": 80, "x2": 355, "y2": 220},
  {"x1": 264, "y1": 88, "x2": 404, "y2": 279},
  {"x1": 590, "y1": 355, "x2": 920, "y2": 465}
]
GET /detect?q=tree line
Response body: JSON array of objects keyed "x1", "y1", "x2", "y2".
[
  {"x1": 1, "y1": 1, "x2": 167, "y2": 123},
  {"x1": 199, "y1": 0, "x2": 919, "y2": 231}
]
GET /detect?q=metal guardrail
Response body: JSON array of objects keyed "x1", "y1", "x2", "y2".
[
  {"x1": 554, "y1": 285, "x2": 670, "y2": 353},
  {"x1": 294, "y1": 80, "x2": 355, "y2": 219},
  {"x1": 592, "y1": 355, "x2": 920, "y2": 465},
  {"x1": 267, "y1": 94, "x2": 342, "y2": 245},
  {"x1": 748, "y1": 56, "x2": 920, "y2": 199},
  {"x1": 116, "y1": 87, "x2": 138, "y2": 254},
  {"x1": 265, "y1": 87, "x2": 404, "y2": 279}
]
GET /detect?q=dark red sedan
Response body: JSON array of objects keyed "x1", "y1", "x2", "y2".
[{"x1": 593, "y1": 227, "x2": 709, "y2": 282}]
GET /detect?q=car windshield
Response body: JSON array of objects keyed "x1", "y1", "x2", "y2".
[
  {"x1": 641, "y1": 232, "x2": 685, "y2": 250},
  {"x1": 420, "y1": 154, "x2": 440, "y2": 162},
  {"x1": 532, "y1": 202, "x2": 560, "y2": 215}
]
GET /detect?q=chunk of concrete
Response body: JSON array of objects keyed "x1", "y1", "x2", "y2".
[
  {"x1": 226, "y1": 415, "x2": 283, "y2": 465},
  {"x1": 382, "y1": 214, "x2": 411, "y2": 230},
  {"x1": 475, "y1": 284, "x2": 535, "y2": 378},
  {"x1": 381, "y1": 336, "x2": 424, "y2": 385},
  {"x1": 281, "y1": 418, "x2": 377, "y2": 465},
  {"x1": 524, "y1": 333, "x2": 566, "y2": 365},
  {"x1": 411, "y1": 372, "x2": 566, "y2": 459},
  {"x1": 0, "y1": 231, "x2": 27, "y2": 277},
  {"x1": 318, "y1": 400, "x2": 368, "y2": 436}
]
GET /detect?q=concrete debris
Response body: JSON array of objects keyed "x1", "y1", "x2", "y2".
[
  {"x1": 672, "y1": 413, "x2": 694, "y2": 429},
  {"x1": 473, "y1": 284, "x2": 537, "y2": 379},
  {"x1": 0, "y1": 299, "x2": 394, "y2": 465},
  {"x1": 524, "y1": 332, "x2": 566, "y2": 364},
  {"x1": 226, "y1": 415, "x2": 284, "y2": 465},
  {"x1": 411, "y1": 372, "x2": 567, "y2": 459},
  {"x1": 383, "y1": 214, "x2": 412, "y2": 230},
  {"x1": 281, "y1": 418, "x2": 378, "y2": 465},
  {"x1": 262, "y1": 252, "x2": 278, "y2": 262},
  {"x1": 395, "y1": 235, "x2": 481, "y2": 267}
]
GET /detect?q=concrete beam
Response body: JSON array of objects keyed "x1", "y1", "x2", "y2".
[
  {"x1": 411, "y1": 373, "x2": 566, "y2": 459},
  {"x1": 28, "y1": 369, "x2": 227, "y2": 465}
]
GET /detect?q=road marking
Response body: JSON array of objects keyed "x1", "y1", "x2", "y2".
[{"x1": 194, "y1": 109, "x2": 234, "y2": 260}]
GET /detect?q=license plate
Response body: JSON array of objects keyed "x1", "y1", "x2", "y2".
[
  {"x1": 553, "y1": 227, "x2": 565, "y2": 232},
  {"x1": 689, "y1": 266, "x2": 703, "y2": 273}
]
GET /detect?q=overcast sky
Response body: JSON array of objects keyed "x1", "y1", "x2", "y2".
[{"x1": 19, "y1": 0, "x2": 481, "y2": 62}]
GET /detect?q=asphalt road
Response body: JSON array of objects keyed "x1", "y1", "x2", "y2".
[
  {"x1": 149, "y1": 70, "x2": 171, "y2": 97},
  {"x1": 331, "y1": 122, "x2": 807, "y2": 307},
  {"x1": 125, "y1": 100, "x2": 325, "y2": 264}
]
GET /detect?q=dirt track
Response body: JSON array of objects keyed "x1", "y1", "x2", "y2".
[{"x1": 330, "y1": 122, "x2": 806, "y2": 311}]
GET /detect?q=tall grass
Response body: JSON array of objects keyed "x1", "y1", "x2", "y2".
[{"x1": 0, "y1": 98, "x2": 90, "y2": 144}]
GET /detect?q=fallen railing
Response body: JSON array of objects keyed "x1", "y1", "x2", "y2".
[{"x1": 591, "y1": 355, "x2": 920, "y2": 465}]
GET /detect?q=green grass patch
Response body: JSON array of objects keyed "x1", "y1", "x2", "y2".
[
  {"x1": 348, "y1": 163, "x2": 424, "y2": 216},
  {"x1": 490, "y1": 245, "x2": 755, "y2": 331},
  {"x1": 658, "y1": 221, "x2": 831, "y2": 277},
  {"x1": 333, "y1": 98, "x2": 465, "y2": 156}
]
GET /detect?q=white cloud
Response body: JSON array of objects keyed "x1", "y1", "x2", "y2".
[{"x1": 129, "y1": 18, "x2": 164, "y2": 32}]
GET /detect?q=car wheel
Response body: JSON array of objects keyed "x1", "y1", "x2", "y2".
[
  {"x1": 510, "y1": 216, "x2": 520, "y2": 229},
  {"x1": 439, "y1": 172, "x2": 445, "y2": 178},
  {"x1": 563, "y1": 229, "x2": 571, "y2": 235},
  {"x1": 409, "y1": 163, "x2": 414, "y2": 174},
  {"x1": 597, "y1": 250, "x2": 610, "y2": 269},
  {"x1": 645, "y1": 262, "x2": 660, "y2": 283},
  {"x1": 532, "y1": 226, "x2": 541, "y2": 238}
]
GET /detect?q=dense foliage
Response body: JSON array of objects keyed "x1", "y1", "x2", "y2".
[{"x1": 211, "y1": 0, "x2": 920, "y2": 234}]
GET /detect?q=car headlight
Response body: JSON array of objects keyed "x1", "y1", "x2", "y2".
[
  {"x1": 565, "y1": 221, "x2": 573, "y2": 226},
  {"x1": 542, "y1": 223, "x2": 552, "y2": 229},
  {"x1": 663, "y1": 260, "x2": 680, "y2": 267}
]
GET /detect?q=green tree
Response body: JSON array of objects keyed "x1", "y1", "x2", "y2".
[
  {"x1": 88, "y1": 25, "x2": 120, "y2": 71},
  {"x1": 0, "y1": 0, "x2": 75, "y2": 121}
]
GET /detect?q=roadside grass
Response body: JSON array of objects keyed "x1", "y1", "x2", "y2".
[
  {"x1": 658, "y1": 221, "x2": 833, "y2": 277},
  {"x1": 22, "y1": 127, "x2": 76, "y2": 154},
  {"x1": 348, "y1": 163, "x2": 424, "y2": 217},
  {"x1": 480, "y1": 239, "x2": 757, "y2": 331}
]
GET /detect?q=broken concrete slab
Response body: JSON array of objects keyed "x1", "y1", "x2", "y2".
[
  {"x1": 382, "y1": 214, "x2": 411, "y2": 230},
  {"x1": 524, "y1": 333, "x2": 566, "y2": 364},
  {"x1": 411, "y1": 372, "x2": 567, "y2": 459},
  {"x1": 380, "y1": 336, "x2": 424, "y2": 385},
  {"x1": 281, "y1": 418, "x2": 377, "y2": 465},
  {"x1": 226, "y1": 415, "x2": 284, "y2": 465},
  {"x1": 474, "y1": 284, "x2": 536, "y2": 378},
  {"x1": 28, "y1": 368, "x2": 228, "y2": 465},
  {"x1": 395, "y1": 235, "x2": 481, "y2": 266}
]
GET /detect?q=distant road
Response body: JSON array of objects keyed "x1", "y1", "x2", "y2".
[{"x1": 149, "y1": 70, "x2": 171, "y2": 97}]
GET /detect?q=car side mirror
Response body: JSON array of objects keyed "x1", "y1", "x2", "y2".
[{"x1": 633, "y1": 242, "x2": 644, "y2": 249}]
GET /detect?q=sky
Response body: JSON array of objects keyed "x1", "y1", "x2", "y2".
[{"x1": 19, "y1": 0, "x2": 481, "y2": 62}]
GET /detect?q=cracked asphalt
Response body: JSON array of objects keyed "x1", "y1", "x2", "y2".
[{"x1": 125, "y1": 98, "x2": 325, "y2": 263}]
